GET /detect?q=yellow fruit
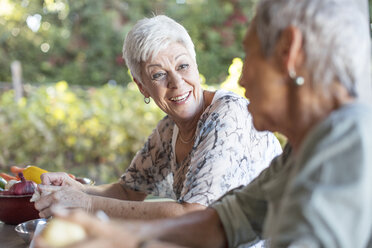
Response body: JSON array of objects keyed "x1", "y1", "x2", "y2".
[
  {"x1": 23, "y1": 165, "x2": 48, "y2": 184},
  {"x1": 41, "y1": 218, "x2": 87, "y2": 247}
]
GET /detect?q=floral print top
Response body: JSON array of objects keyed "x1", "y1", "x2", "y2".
[{"x1": 120, "y1": 90, "x2": 282, "y2": 206}]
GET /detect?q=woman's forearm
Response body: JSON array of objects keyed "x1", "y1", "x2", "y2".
[
  {"x1": 84, "y1": 183, "x2": 147, "y2": 201},
  {"x1": 90, "y1": 196, "x2": 206, "y2": 220},
  {"x1": 138, "y1": 208, "x2": 227, "y2": 248}
]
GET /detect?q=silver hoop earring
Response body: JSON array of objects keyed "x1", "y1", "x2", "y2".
[
  {"x1": 289, "y1": 69, "x2": 305, "y2": 86},
  {"x1": 144, "y1": 97, "x2": 150, "y2": 104}
]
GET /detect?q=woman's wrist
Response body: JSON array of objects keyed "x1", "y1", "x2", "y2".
[
  {"x1": 66, "y1": 173, "x2": 87, "y2": 192},
  {"x1": 83, "y1": 193, "x2": 94, "y2": 213},
  {"x1": 79, "y1": 183, "x2": 90, "y2": 193}
]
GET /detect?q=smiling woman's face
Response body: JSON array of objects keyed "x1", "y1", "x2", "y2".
[{"x1": 139, "y1": 42, "x2": 203, "y2": 122}]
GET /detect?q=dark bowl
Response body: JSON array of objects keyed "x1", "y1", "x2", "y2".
[{"x1": 0, "y1": 194, "x2": 40, "y2": 225}]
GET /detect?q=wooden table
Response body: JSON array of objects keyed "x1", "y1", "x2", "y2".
[{"x1": 0, "y1": 222, "x2": 28, "y2": 248}]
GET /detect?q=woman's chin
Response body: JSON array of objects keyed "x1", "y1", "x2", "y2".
[
  {"x1": 252, "y1": 122, "x2": 265, "y2": 131},
  {"x1": 251, "y1": 116, "x2": 268, "y2": 132}
]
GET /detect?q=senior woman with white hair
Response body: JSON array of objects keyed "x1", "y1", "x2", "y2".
[
  {"x1": 34, "y1": 0, "x2": 372, "y2": 247},
  {"x1": 33, "y1": 15, "x2": 281, "y2": 221}
]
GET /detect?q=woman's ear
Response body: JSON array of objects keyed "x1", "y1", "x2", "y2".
[
  {"x1": 275, "y1": 26, "x2": 304, "y2": 74},
  {"x1": 133, "y1": 78, "x2": 150, "y2": 98}
]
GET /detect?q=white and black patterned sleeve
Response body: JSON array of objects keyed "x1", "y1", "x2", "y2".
[
  {"x1": 179, "y1": 93, "x2": 282, "y2": 206},
  {"x1": 119, "y1": 116, "x2": 175, "y2": 198}
]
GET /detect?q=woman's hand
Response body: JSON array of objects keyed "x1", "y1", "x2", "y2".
[
  {"x1": 34, "y1": 210, "x2": 140, "y2": 248},
  {"x1": 41, "y1": 172, "x2": 85, "y2": 191},
  {"x1": 34, "y1": 186, "x2": 92, "y2": 218},
  {"x1": 34, "y1": 210, "x2": 189, "y2": 248}
]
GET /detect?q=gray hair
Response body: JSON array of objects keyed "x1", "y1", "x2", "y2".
[
  {"x1": 255, "y1": 0, "x2": 369, "y2": 97},
  {"x1": 122, "y1": 15, "x2": 196, "y2": 84}
]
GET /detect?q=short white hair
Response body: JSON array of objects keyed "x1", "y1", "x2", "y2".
[
  {"x1": 255, "y1": 0, "x2": 369, "y2": 97},
  {"x1": 122, "y1": 15, "x2": 196, "y2": 83}
]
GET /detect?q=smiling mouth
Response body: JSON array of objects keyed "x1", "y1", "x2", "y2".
[{"x1": 169, "y1": 91, "x2": 191, "y2": 103}]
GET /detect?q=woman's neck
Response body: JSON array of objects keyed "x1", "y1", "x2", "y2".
[
  {"x1": 286, "y1": 83, "x2": 355, "y2": 153},
  {"x1": 175, "y1": 90, "x2": 214, "y2": 141}
]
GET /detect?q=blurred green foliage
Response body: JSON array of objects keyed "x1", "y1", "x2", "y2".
[
  {"x1": 0, "y1": 58, "x2": 286, "y2": 183},
  {"x1": 0, "y1": 0, "x2": 287, "y2": 184},
  {"x1": 0, "y1": 80, "x2": 165, "y2": 183},
  {"x1": 0, "y1": 0, "x2": 257, "y2": 86}
]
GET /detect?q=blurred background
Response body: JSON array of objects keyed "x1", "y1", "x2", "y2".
[
  {"x1": 0, "y1": 0, "x2": 259, "y2": 183},
  {"x1": 0, "y1": 0, "x2": 370, "y2": 183},
  {"x1": 0, "y1": 0, "x2": 258, "y2": 86}
]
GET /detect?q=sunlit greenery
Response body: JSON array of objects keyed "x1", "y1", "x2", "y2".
[
  {"x1": 0, "y1": 58, "x2": 287, "y2": 183},
  {"x1": 0, "y1": 78, "x2": 165, "y2": 183},
  {"x1": 0, "y1": 1, "x2": 290, "y2": 183},
  {"x1": 0, "y1": 0, "x2": 258, "y2": 86},
  {"x1": 0, "y1": 59, "x2": 240, "y2": 183}
]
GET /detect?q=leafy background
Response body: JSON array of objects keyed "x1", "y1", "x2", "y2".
[
  {"x1": 0, "y1": 80, "x2": 165, "y2": 183},
  {"x1": 0, "y1": 58, "x2": 274, "y2": 184},
  {"x1": 0, "y1": 0, "x2": 266, "y2": 183},
  {"x1": 0, "y1": 0, "x2": 258, "y2": 86}
]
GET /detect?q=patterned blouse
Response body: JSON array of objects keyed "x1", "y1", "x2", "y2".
[{"x1": 120, "y1": 90, "x2": 282, "y2": 206}]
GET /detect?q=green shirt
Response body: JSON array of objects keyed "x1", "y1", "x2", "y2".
[{"x1": 212, "y1": 103, "x2": 372, "y2": 248}]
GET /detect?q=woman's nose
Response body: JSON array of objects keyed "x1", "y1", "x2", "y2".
[{"x1": 167, "y1": 71, "x2": 183, "y2": 88}]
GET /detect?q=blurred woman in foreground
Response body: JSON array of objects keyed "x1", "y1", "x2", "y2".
[{"x1": 36, "y1": 0, "x2": 372, "y2": 247}]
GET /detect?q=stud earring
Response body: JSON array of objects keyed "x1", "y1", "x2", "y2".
[
  {"x1": 289, "y1": 69, "x2": 305, "y2": 86},
  {"x1": 144, "y1": 96, "x2": 150, "y2": 104}
]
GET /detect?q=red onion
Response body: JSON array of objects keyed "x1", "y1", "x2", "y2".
[{"x1": 8, "y1": 172, "x2": 36, "y2": 195}]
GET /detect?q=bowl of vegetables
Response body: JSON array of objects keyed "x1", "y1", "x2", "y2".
[
  {"x1": 0, "y1": 165, "x2": 95, "y2": 225},
  {"x1": 0, "y1": 172, "x2": 40, "y2": 225}
]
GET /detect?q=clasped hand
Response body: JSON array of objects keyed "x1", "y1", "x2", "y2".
[{"x1": 34, "y1": 172, "x2": 92, "y2": 218}]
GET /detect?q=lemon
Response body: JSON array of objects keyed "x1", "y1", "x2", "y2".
[{"x1": 23, "y1": 165, "x2": 48, "y2": 184}]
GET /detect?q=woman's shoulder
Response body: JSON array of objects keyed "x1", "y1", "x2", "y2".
[
  {"x1": 324, "y1": 102, "x2": 372, "y2": 134},
  {"x1": 156, "y1": 115, "x2": 174, "y2": 128},
  {"x1": 298, "y1": 102, "x2": 372, "y2": 166},
  {"x1": 292, "y1": 103, "x2": 372, "y2": 193},
  {"x1": 339, "y1": 102, "x2": 372, "y2": 122},
  {"x1": 331, "y1": 102, "x2": 372, "y2": 142},
  {"x1": 212, "y1": 89, "x2": 248, "y2": 105},
  {"x1": 151, "y1": 115, "x2": 175, "y2": 140},
  {"x1": 205, "y1": 90, "x2": 249, "y2": 116},
  {"x1": 197, "y1": 90, "x2": 253, "y2": 133}
]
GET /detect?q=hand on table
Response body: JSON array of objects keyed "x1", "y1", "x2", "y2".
[{"x1": 34, "y1": 186, "x2": 92, "y2": 218}]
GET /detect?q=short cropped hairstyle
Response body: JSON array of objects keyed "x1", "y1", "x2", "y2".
[
  {"x1": 255, "y1": 0, "x2": 369, "y2": 97},
  {"x1": 122, "y1": 15, "x2": 196, "y2": 84}
]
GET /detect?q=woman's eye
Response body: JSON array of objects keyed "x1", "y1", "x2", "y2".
[
  {"x1": 152, "y1": 72, "x2": 166, "y2": 80},
  {"x1": 178, "y1": 64, "x2": 189, "y2": 70}
]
